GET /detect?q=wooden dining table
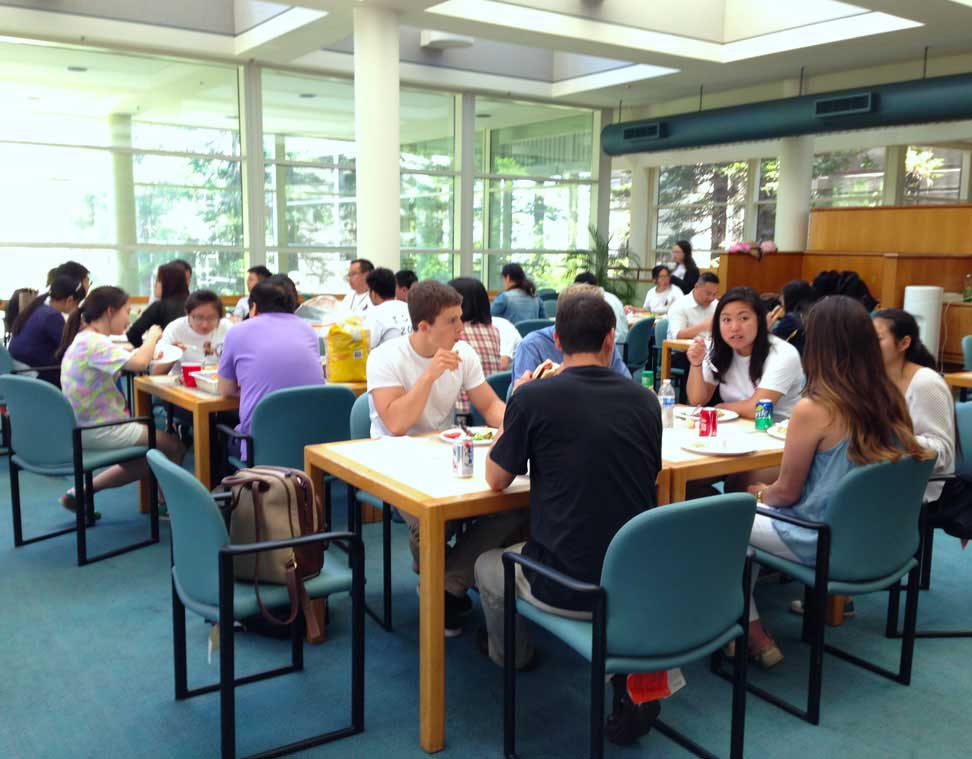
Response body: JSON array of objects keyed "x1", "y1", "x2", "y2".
[
  {"x1": 304, "y1": 412, "x2": 786, "y2": 754},
  {"x1": 659, "y1": 338, "x2": 693, "y2": 381}
]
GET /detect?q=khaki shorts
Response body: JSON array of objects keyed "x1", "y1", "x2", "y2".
[{"x1": 81, "y1": 421, "x2": 145, "y2": 450}]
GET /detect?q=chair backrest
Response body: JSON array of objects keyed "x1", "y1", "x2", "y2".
[
  {"x1": 625, "y1": 317, "x2": 655, "y2": 368},
  {"x1": 350, "y1": 392, "x2": 372, "y2": 440},
  {"x1": 963, "y1": 335, "x2": 972, "y2": 370},
  {"x1": 515, "y1": 318, "x2": 554, "y2": 338},
  {"x1": 0, "y1": 375, "x2": 76, "y2": 465},
  {"x1": 542, "y1": 298, "x2": 558, "y2": 318},
  {"x1": 601, "y1": 493, "x2": 756, "y2": 657},
  {"x1": 955, "y1": 402, "x2": 972, "y2": 479},
  {"x1": 250, "y1": 385, "x2": 356, "y2": 468},
  {"x1": 827, "y1": 456, "x2": 935, "y2": 581},
  {"x1": 470, "y1": 371, "x2": 513, "y2": 426},
  {"x1": 147, "y1": 450, "x2": 229, "y2": 607},
  {"x1": 653, "y1": 319, "x2": 669, "y2": 347},
  {"x1": 536, "y1": 288, "x2": 557, "y2": 299},
  {"x1": 0, "y1": 345, "x2": 13, "y2": 375}
]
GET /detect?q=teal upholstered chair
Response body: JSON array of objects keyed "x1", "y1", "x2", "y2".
[
  {"x1": 536, "y1": 288, "x2": 557, "y2": 299},
  {"x1": 624, "y1": 317, "x2": 655, "y2": 374},
  {"x1": 961, "y1": 336, "x2": 972, "y2": 401},
  {"x1": 652, "y1": 318, "x2": 685, "y2": 396},
  {"x1": 0, "y1": 345, "x2": 62, "y2": 452},
  {"x1": 515, "y1": 318, "x2": 554, "y2": 339},
  {"x1": 0, "y1": 374, "x2": 159, "y2": 565},
  {"x1": 470, "y1": 371, "x2": 513, "y2": 427},
  {"x1": 744, "y1": 456, "x2": 934, "y2": 726},
  {"x1": 218, "y1": 385, "x2": 356, "y2": 528},
  {"x1": 503, "y1": 494, "x2": 756, "y2": 759},
  {"x1": 349, "y1": 392, "x2": 395, "y2": 630},
  {"x1": 888, "y1": 402, "x2": 972, "y2": 639},
  {"x1": 147, "y1": 450, "x2": 363, "y2": 759},
  {"x1": 541, "y1": 296, "x2": 558, "y2": 318}
]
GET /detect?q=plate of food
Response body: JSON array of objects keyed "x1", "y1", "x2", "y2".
[
  {"x1": 674, "y1": 406, "x2": 740, "y2": 423},
  {"x1": 681, "y1": 437, "x2": 756, "y2": 456},
  {"x1": 767, "y1": 420, "x2": 789, "y2": 441},
  {"x1": 439, "y1": 427, "x2": 498, "y2": 446},
  {"x1": 152, "y1": 344, "x2": 183, "y2": 365}
]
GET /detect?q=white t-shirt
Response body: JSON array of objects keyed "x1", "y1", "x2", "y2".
[
  {"x1": 343, "y1": 289, "x2": 371, "y2": 314},
  {"x1": 158, "y1": 316, "x2": 234, "y2": 367},
  {"x1": 602, "y1": 289, "x2": 628, "y2": 343},
  {"x1": 232, "y1": 296, "x2": 249, "y2": 320},
  {"x1": 366, "y1": 337, "x2": 486, "y2": 438},
  {"x1": 701, "y1": 335, "x2": 804, "y2": 418},
  {"x1": 667, "y1": 292, "x2": 718, "y2": 340},
  {"x1": 672, "y1": 263, "x2": 687, "y2": 279},
  {"x1": 493, "y1": 316, "x2": 521, "y2": 360},
  {"x1": 643, "y1": 285, "x2": 683, "y2": 314},
  {"x1": 365, "y1": 299, "x2": 412, "y2": 349},
  {"x1": 906, "y1": 366, "x2": 956, "y2": 502}
]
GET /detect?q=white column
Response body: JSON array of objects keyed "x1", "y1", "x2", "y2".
[
  {"x1": 353, "y1": 5, "x2": 400, "y2": 271},
  {"x1": 959, "y1": 150, "x2": 972, "y2": 202},
  {"x1": 883, "y1": 145, "x2": 907, "y2": 205},
  {"x1": 742, "y1": 158, "x2": 760, "y2": 241},
  {"x1": 628, "y1": 165, "x2": 651, "y2": 265},
  {"x1": 594, "y1": 109, "x2": 612, "y2": 243},
  {"x1": 774, "y1": 136, "x2": 814, "y2": 251},
  {"x1": 458, "y1": 93, "x2": 475, "y2": 277},
  {"x1": 109, "y1": 114, "x2": 139, "y2": 293},
  {"x1": 238, "y1": 62, "x2": 266, "y2": 269}
]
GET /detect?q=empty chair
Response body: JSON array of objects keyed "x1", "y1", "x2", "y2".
[
  {"x1": 147, "y1": 449, "x2": 364, "y2": 759},
  {"x1": 504, "y1": 493, "x2": 755, "y2": 759},
  {"x1": 470, "y1": 371, "x2": 513, "y2": 427},
  {"x1": 536, "y1": 288, "x2": 557, "y2": 299},
  {"x1": 515, "y1": 318, "x2": 554, "y2": 339},
  {"x1": 624, "y1": 317, "x2": 655, "y2": 374},
  {"x1": 0, "y1": 374, "x2": 160, "y2": 565}
]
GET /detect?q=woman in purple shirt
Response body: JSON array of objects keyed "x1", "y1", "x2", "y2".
[{"x1": 8, "y1": 275, "x2": 86, "y2": 385}]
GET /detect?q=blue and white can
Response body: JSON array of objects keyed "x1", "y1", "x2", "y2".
[{"x1": 452, "y1": 438, "x2": 474, "y2": 478}]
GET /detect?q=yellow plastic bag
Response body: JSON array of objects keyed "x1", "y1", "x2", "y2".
[{"x1": 326, "y1": 317, "x2": 369, "y2": 382}]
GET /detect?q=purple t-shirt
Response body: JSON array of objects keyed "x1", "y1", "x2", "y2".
[
  {"x1": 217, "y1": 313, "x2": 324, "y2": 439},
  {"x1": 9, "y1": 303, "x2": 65, "y2": 380}
]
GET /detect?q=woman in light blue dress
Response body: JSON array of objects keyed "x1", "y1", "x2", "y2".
[
  {"x1": 743, "y1": 296, "x2": 933, "y2": 669},
  {"x1": 490, "y1": 263, "x2": 545, "y2": 325}
]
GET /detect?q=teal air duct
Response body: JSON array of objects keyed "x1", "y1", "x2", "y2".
[{"x1": 602, "y1": 72, "x2": 972, "y2": 155}]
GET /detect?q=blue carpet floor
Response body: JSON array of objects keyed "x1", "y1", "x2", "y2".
[{"x1": 0, "y1": 457, "x2": 969, "y2": 758}]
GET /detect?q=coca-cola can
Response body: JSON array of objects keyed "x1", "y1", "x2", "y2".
[
  {"x1": 452, "y1": 438, "x2": 474, "y2": 477},
  {"x1": 699, "y1": 407, "x2": 718, "y2": 437}
]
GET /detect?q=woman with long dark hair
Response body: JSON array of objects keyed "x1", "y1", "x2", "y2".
[
  {"x1": 490, "y1": 263, "x2": 545, "y2": 324},
  {"x1": 450, "y1": 277, "x2": 503, "y2": 415},
  {"x1": 873, "y1": 308, "x2": 955, "y2": 502},
  {"x1": 58, "y1": 286, "x2": 185, "y2": 511},
  {"x1": 767, "y1": 279, "x2": 814, "y2": 354},
  {"x1": 686, "y1": 286, "x2": 804, "y2": 419},
  {"x1": 8, "y1": 275, "x2": 86, "y2": 384},
  {"x1": 126, "y1": 262, "x2": 190, "y2": 346},
  {"x1": 744, "y1": 296, "x2": 934, "y2": 668},
  {"x1": 669, "y1": 240, "x2": 699, "y2": 293}
]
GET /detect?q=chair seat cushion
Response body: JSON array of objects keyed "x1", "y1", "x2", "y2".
[
  {"x1": 227, "y1": 455, "x2": 247, "y2": 472},
  {"x1": 516, "y1": 598, "x2": 742, "y2": 672},
  {"x1": 355, "y1": 490, "x2": 384, "y2": 510},
  {"x1": 752, "y1": 548, "x2": 918, "y2": 595},
  {"x1": 173, "y1": 560, "x2": 354, "y2": 623},
  {"x1": 13, "y1": 445, "x2": 149, "y2": 476}
]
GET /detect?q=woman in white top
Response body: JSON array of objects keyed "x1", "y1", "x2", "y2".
[
  {"x1": 686, "y1": 287, "x2": 804, "y2": 420},
  {"x1": 641, "y1": 264, "x2": 683, "y2": 315},
  {"x1": 873, "y1": 308, "x2": 955, "y2": 501},
  {"x1": 153, "y1": 289, "x2": 233, "y2": 374}
]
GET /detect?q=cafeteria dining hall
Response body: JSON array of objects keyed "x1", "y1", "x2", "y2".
[{"x1": 4, "y1": 1, "x2": 972, "y2": 757}]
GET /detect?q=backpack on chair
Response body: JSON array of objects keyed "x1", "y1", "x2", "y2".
[{"x1": 220, "y1": 466, "x2": 325, "y2": 637}]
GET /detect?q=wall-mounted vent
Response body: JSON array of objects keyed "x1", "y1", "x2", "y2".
[
  {"x1": 622, "y1": 122, "x2": 664, "y2": 141},
  {"x1": 814, "y1": 92, "x2": 874, "y2": 118}
]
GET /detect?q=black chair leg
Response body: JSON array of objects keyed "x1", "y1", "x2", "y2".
[
  {"x1": 899, "y1": 565, "x2": 921, "y2": 684},
  {"x1": 730, "y1": 627, "x2": 748, "y2": 759},
  {"x1": 75, "y1": 465, "x2": 87, "y2": 566},
  {"x1": 382, "y1": 502, "x2": 393, "y2": 630},
  {"x1": 292, "y1": 612, "x2": 304, "y2": 671},
  {"x1": 885, "y1": 582, "x2": 902, "y2": 638},
  {"x1": 10, "y1": 456, "x2": 23, "y2": 546},
  {"x1": 806, "y1": 583, "x2": 827, "y2": 725},
  {"x1": 173, "y1": 582, "x2": 189, "y2": 700},
  {"x1": 218, "y1": 555, "x2": 236, "y2": 759},
  {"x1": 919, "y1": 528, "x2": 934, "y2": 591},
  {"x1": 503, "y1": 561, "x2": 518, "y2": 759},
  {"x1": 84, "y1": 471, "x2": 96, "y2": 528},
  {"x1": 350, "y1": 538, "x2": 366, "y2": 734}
]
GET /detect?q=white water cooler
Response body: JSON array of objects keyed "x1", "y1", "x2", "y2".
[{"x1": 902, "y1": 286, "x2": 944, "y2": 353}]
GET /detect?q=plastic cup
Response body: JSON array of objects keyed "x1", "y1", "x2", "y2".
[{"x1": 181, "y1": 363, "x2": 202, "y2": 387}]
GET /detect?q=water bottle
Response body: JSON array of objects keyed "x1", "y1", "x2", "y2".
[
  {"x1": 659, "y1": 379, "x2": 676, "y2": 429},
  {"x1": 964, "y1": 273, "x2": 972, "y2": 303}
]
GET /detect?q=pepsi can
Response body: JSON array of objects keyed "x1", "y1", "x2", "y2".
[{"x1": 452, "y1": 438, "x2": 474, "y2": 478}]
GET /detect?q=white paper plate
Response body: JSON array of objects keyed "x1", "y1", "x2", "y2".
[
  {"x1": 767, "y1": 421, "x2": 788, "y2": 441},
  {"x1": 439, "y1": 427, "x2": 498, "y2": 446},
  {"x1": 681, "y1": 437, "x2": 757, "y2": 456},
  {"x1": 109, "y1": 334, "x2": 130, "y2": 343},
  {"x1": 675, "y1": 407, "x2": 740, "y2": 423},
  {"x1": 151, "y1": 344, "x2": 183, "y2": 365}
]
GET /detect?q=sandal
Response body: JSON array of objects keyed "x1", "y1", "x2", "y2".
[
  {"x1": 750, "y1": 640, "x2": 784, "y2": 670},
  {"x1": 59, "y1": 492, "x2": 102, "y2": 521}
]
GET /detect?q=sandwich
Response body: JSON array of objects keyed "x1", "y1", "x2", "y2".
[{"x1": 532, "y1": 359, "x2": 560, "y2": 380}]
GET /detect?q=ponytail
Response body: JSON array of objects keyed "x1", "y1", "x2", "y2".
[
  {"x1": 500, "y1": 263, "x2": 536, "y2": 297},
  {"x1": 872, "y1": 308, "x2": 938, "y2": 370},
  {"x1": 56, "y1": 285, "x2": 128, "y2": 361},
  {"x1": 11, "y1": 275, "x2": 86, "y2": 338}
]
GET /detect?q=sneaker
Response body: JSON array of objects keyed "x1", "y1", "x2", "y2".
[
  {"x1": 444, "y1": 591, "x2": 472, "y2": 637},
  {"x1": 789, "y1": 598, "x2": 856, "y2": 617}
]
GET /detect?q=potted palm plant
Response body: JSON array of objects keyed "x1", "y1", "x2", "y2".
[{"x1": 567, "y1": 225, "x2": 640, "y2": 304}]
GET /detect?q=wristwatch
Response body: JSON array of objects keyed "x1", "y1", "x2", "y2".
[{"x1": 756, "y1": 489, "x2": 765, "y2": 504}]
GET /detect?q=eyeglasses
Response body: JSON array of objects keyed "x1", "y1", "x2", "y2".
[{"x1": 189, "y1": 313, "x2": 220, "y2": 325}]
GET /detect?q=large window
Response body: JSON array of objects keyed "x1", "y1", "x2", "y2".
[
  {"x1": 811, "y1": 148, "x2": 885, "y2": 207},
  {"x1": 0, "y1": 39, "x2": 243, "y2": 297},
  {"x1": 475, "y1": 99, "x2": 596, "y2": 290},
  {"x1": 756, "y1": 159, "x2": 778, "y2": 241},
  {"x1": 905, "y1": 145, "x2": 964, "y2": 204},
  {"x1": 655, "y1": 161, "x2": 748, "y2": 267}
]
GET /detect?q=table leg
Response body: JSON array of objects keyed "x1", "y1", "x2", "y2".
[
  {"x1": 826, "y1": 596, "x2": 846, "y2": 627},
  {"x1": 134, "y1": 385, "x2": 152, "y2": 514},
  {"x1": 670, "y1": 470, "x2": 689, "y2": 506},
  {"x1": 193, "y1": 408, "x2": 213, "y2": 490},
  {"x1": 419, "y1": 511, "x2": 446, "y2": 753},
  {"x1": 660, "y1": 343, "x2": 672, "y2": 381},
  {"x1": 303, "y1": 456, "x2": 329, "y2": 645},
  {"x1": 656, "y1": 469, "x2": 671, "y2": 507}
]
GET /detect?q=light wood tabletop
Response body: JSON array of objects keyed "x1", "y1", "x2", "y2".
[
  {"x1": 659, "y1": 338, "x2": 692, "y2": 381},
  {"x1": 304, "y1": 415, "x2": 785, "y2": 753},
  {"x1": 944, "y1": 371, "x2": 972, "y2": 389}
]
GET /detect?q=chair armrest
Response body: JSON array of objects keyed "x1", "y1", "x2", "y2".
[
  {"x1": 219, "y1": 530, "x2": 360, "y2": 557},
  {"x1": 11, "y1": 364, "x2": 60, "y2": 375},
  {"x1": 756, "y1": 505, "x2": 826, "y2": 531},
  {"x1": 216, "y1": 423, "x2": 250, "y2": 443},
  {"x1": 502, "y1": 551, "x2": 602, "y2": 596},
  {"x1": 75, "y1": 416, "x2": 154, "y2": 432},
  {"x1": 212, "y1": 490, "x2": 234, "y2": 505}
]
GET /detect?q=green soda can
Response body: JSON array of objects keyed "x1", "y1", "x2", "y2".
[
  {"x1": 755, "y1": 399, "x2": 774, "y2": 431},
  {"x1": 642, "y1": 370, "x2": 655, "y2": 390}
]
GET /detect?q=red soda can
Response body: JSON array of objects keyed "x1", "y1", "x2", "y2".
[
  {"x1": 699, "y1": 407, "x2": 718, "y2": 437},
  {"x1": 452, "y1": 438, "x2": 474, "y2": 477}
]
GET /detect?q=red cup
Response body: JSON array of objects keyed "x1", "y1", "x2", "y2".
[{"x1": 181, "y1": 363, "x2": 202, "y2": 387}]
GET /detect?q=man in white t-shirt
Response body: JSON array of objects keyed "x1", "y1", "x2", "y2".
[
  {"x1": 573, "y1": 271, "x2": 628, "y2": 343},
  {"x1": 232, "y1": 265, "x2": 272, "y2": 321},
  {"x1": 364, "y1": 267, "x2": 412, "y2": 349},
  {"x1": 492, "y1": 315, "x2": 520, "y2": 372},
  {"x1": 343, "y1": 258, "x2": 374, "y2": 314},
  {"x1": 666, "y1": 272, "x2": 720, "y2": 340},
  {"x1": 367, "y1": 279, "x2": 524, "y2": 636}
]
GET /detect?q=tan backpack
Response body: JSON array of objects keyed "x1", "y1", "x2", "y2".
[{"x1": 221, "y1": 466, "x2": 325, "y2": 636}]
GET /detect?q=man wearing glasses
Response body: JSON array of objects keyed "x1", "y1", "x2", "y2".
[{"x1": 344, "y1": 258, "x2": 374, "y2": 314}]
